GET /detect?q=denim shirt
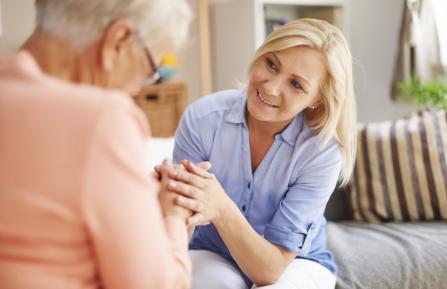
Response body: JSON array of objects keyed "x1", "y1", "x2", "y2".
[{"x1": 173, "y1": 89, "x2": 341, "y2": 284}]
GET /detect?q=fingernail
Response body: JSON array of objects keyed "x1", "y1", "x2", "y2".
[{"x1": 169, "y1": 181, "x2": 176, "y2": 188}]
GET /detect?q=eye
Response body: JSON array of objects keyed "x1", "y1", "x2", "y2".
[
  {"x1": 265, "y1": 57, "x2": 278, "y2": 71},
  {"x1": 290, "y1": 79, "x2": 302, "y2": 90}
]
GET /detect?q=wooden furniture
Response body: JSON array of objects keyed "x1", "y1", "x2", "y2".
[
  {"x1": 134, "y1": 82, "x2": 187, "y2": 137},
  {"x1": 198, "y1": 0, "x2": 212, "y2": 96}
]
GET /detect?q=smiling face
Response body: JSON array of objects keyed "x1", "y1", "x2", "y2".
[{"x1": 247, "y1": 45, "x2": 326, "y2": 125}]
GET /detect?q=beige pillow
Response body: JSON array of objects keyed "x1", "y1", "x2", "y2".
[{"x1": 350, "y1": 110, "x2": 447, "y2": 222}]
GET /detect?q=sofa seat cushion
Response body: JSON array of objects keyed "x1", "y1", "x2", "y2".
[{"x1": 327, "y1": 221, "x2": 447, "y2": 289}]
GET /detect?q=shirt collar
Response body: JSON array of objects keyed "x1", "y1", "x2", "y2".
[
  {"x1": 278, "y1": 113, "x2": 304, "y2": 146},
  {"x1": 225, "y1": 90, "x2": 247, "y2": 125},
  {"x1": 225, "y1": 90, "x2": 305, "y2": 146}
]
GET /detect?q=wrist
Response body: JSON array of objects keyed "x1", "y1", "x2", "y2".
[
  {"x1": 168, "y1": 206, "x2": 190, "y2": 220},
  {"x1": 214, "y1": 196, "x2": 238, "y2": 228}
]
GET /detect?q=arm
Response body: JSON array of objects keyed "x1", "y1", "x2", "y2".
[
  {"x1": 81, "y1": 99, "x2": 190, "y2": 289},
  {"x1": 171, "y1": 107, "x2": 210, "y2": 235},
  {"x1": 168, "y1": 144, "x2": 341, "y2": 286},
  {"x1": 213, "y1": 194, "x2": 296, "y2": 286},
  {"x1": 165, "y1": 162, "x2": 294, "y2": 286}
]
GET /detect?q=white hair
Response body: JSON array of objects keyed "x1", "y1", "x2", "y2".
[{"x1": 35, "y1": 0, "x2": 192, "y2": 48}]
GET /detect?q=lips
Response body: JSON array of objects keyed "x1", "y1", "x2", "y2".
[{"x1": 256, "y1": 89, "x2": 279, "y2": 108}]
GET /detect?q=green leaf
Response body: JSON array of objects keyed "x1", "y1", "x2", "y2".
[{"x1": 396, "y1": 77, "x2": 447, "y2": 110}]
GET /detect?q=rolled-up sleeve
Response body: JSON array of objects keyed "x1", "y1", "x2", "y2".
[{"x1": 264, "y1": 142, "x2": 342, "y2": 255}]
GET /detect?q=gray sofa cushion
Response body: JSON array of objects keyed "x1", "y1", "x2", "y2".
[
  {"x1": 327, "y1": 221, "x2": 447, "y2": 289},
  {"x1": 325, "y1": 187, "x2": 353, "y2": 221}
]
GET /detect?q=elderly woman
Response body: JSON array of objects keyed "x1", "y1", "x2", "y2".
[{"x1": 0, "y1": 1, "x2": 192, "y2": 289}]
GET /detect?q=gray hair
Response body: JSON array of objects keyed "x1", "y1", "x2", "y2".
[{"x1": 35, "y1": 0, "x2": 192, "y2": 48}]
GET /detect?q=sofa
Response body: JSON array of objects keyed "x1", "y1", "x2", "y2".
[
  {"x1": 325, "y1": 109, "x2": 447, "y2": 289},
  {"x1": 325, "y1": 188, "x2": 447, "y2": 289}
]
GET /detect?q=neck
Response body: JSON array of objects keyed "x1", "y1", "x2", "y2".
[
  {"x1": 21, "y1": 29, "x2": 98, "y2": 85},
  {"x1": 246, "y1": 109, "x2": 292, "y2": 138}
]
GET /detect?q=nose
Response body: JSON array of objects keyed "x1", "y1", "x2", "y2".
[{"x1": 263, "y1": 76, "x2": 282, "y2": 97}]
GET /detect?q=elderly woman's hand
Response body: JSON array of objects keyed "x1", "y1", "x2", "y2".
[
  {"x1": 165, "y1": 160, "x2": 233, "y2": 227},
  {"x1": 156, "y1": 159, "x2": 212, "y2": 222},
  {"x1": 153, "y1": 160, "x2": 211, "y2": 180}
]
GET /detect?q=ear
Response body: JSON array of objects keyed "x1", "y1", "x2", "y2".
[
  {"x1": 309, "y1": 99, "x2": 323, "y2": 110},
  {"x1": 99, "y1": 19, "x2": 135, "y2": 72}
]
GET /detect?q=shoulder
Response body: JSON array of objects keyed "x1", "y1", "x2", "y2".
[
  {"x1": 32, "y1": 69, "x2": 149, "y2": 142},
  {"x1": 78, "y1": 86, "x2": 150, "y2": 141},
  {"x1": 2, "y1": 51, "x2": 145, "y2": 132},
  {"x1": 184, "y1": 89, "x2": 245, "y2": 121},
  {"x1": 53, "y1": 75, "x2": 148, "y2": 131},
  {"x1": 295, "y1": 122, "x2": 342, "y2": 170}
]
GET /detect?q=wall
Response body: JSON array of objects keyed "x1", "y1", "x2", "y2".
[
  {"x1": 347, "y1": 0, "x2": 416, "y2": 122},
  {"x1": 209, "y1": 0, "x2": 417, "y2": 122},
  {"x1": 0, "y1": 0, "x2": 35, "y2": 52},
  {"x1": 209, "y1": 0, "x2": 255, "y2": 92},
  {"x1": 176, "y1": 0, "x2": 202, "y2": 102}
]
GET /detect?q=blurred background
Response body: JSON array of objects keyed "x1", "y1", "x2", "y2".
[{"x1": 1, "y1": 0, "x2": 446, "y2": 133}]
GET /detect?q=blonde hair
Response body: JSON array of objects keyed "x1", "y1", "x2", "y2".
[
  {"x1": 250, "y1": 18, "x2": 357, "y2": 186},
  {"x1": 35, "y1": 0, "x2": 192, "y2": 48}
]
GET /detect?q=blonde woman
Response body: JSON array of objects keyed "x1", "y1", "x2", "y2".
[
  {"x1": 0, "y1": 1, "x2": 193, "y2": 289},
  {"x1": 160, "y1": 18, "x2": 356, "y2": 289}
]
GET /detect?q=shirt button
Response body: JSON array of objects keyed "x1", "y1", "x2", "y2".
[
  {"x1": 242, "y1": 205, "x2": 247, "y2": 212},
  {"x1": 247, "y1": 182, "x2": 251, "y2": 189}
]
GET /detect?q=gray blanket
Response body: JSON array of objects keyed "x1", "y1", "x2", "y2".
[{"x1": 327, "y1": 221, "x2": 447, "y2": 289}]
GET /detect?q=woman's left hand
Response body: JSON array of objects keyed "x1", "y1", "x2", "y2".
[{"x1": 164, "y1": 160, "x2": 232, "y2": 227}]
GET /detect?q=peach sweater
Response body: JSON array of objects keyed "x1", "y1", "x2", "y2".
[{"x1": 0, "y1": 51, "x2": 190, "y2": 289}]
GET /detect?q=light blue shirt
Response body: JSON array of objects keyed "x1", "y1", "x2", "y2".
[{"x1": 173, "y1": 89, "x2": 341, "y2": 284}]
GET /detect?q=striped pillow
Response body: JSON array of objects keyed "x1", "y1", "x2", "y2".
[{"x1": 350, "y1": 110, "x2": 447, "y2": 222}]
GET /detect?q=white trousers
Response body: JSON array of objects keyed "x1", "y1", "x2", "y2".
[{"x1": 190, "y1": 250, "x2": 336, "y2": 289}]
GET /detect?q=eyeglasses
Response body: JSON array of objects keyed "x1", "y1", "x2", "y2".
[
  {"x1": 135, "y1": 33, "x2": 163, "y2": 85},
  {"x1": 142, "y1": 46, "x2": 163, "y2": 85}
]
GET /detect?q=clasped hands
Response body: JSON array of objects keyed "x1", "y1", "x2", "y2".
[{"x1": 155, "y1": 159, "x2": 230, "y2": 227}]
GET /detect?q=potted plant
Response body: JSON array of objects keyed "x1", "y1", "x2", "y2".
[{"x1": 397, "y1": 77, "x2": 447, "y2": 110}]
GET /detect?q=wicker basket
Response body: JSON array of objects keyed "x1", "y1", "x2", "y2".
[{"x1": 134, "y1": 82, "x2": 187, "y2": 137}]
